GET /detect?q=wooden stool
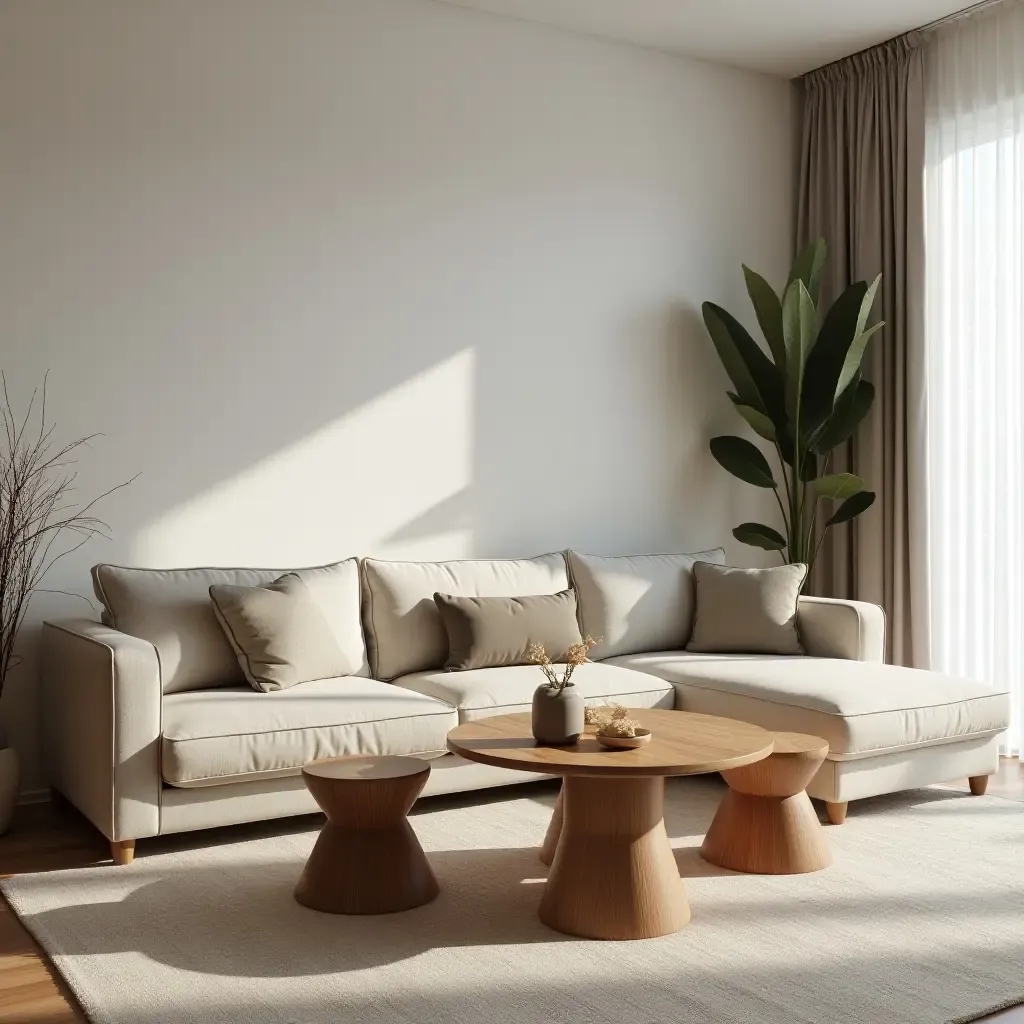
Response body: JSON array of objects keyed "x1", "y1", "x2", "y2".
[
  {"x1": 294, "y1": 755, "x2": 439, "y2": 914},
  {"x1": 701, "y1": 731, "x2": 831, "y2": 875}
]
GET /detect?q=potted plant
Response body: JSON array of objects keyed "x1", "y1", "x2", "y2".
[
  {"x1": 0, "y1": 375, "x2": 133, "y2": 832},
  {"x1": 528, "y1": 636, "x2": 599, "y2": 745},
  {"x1": 702, "y1": 238, "x2": 883, "y2": 570}
]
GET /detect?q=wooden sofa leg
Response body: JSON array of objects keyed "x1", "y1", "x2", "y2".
[
  {"x1": 825, "y1": 801, "x2": 848, "y2": 825},
  {"x1": 968, "y1": 775, "x2": 990, "y2": 796},
  {"x1": 110, "y1": 840, "x2": 135, "y2": 866}
]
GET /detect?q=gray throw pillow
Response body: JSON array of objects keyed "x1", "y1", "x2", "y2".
[
  {"x1": 433, "y1": 589, "x2": 584, "y2": 671},
  {"x1": 686, "y1": 562, "x2": 807, "y2": 655},
  {"x1": 210, "y1": 575, "x2": 355, "y2": 692}
]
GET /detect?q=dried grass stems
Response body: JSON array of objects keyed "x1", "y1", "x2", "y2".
[
  {"x1": 584, "y1": 703, "x2": 644, "y2": 738},
  {"x1": 0, "y1": 373, "x2": 135, "y2": 696},
  {"x1": 527, "y1": 635, "x2": 601, "y2": 692}
]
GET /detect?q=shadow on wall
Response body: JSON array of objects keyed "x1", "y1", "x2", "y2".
[{"x1": 126, "y1": 303, "x2": 732, "y2": 568}]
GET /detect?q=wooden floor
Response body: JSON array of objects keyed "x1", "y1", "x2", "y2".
[{"x1": 1, "y1": 764, "x2": 1023, "y2": 1023}]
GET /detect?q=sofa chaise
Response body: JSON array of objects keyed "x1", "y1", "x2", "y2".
[{"x1": 42, "y1": 549, "x2": 1010, "y2": 864}]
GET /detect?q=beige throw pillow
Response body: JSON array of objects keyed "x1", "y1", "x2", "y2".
[
  {"x1": 433, "y1": 589, "x2": 583, "y2": 671},
  {"x1": 568, "y1": 548, "x2": 726, "y2": 658},
  {"x1": 687, "y1": 562, "x2": 807, "y2": 655},
  {"x1": 210, "y1": 575, "x2": 356, "y2": 692}
]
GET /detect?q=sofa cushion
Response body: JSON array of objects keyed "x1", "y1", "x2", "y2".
[
  {"x1": 393, "y1": 662, "x2": 674, "y2": 723},
  {"x1": 434, "y1": 589, "x2": 583, "y2": 671},
  {"x1": 688, "y1": 562, "x2": 806, "y2": 655},
  {"x1": 161, "y1": 677, "x2": 457, "y2": 787},
  {"x1": 361, "y1": 554, "x2": 569, "y2": 681},
  {"x1": 210, "y1": 575, "x2": 356, "y2": 692},
  {"x1": 568, "y1": 548, "x2": 725, "y2": 660},
  {"x1": 607, "y1": 651, "x2": 1010, "y2": 760},
  {"x1": 92, "y1": 559, "x2": 368, "y2": 693}
]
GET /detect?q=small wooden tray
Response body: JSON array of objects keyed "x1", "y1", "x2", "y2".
[{"x1": 596, "y1": 728, "x2": 652, "y2": 750}]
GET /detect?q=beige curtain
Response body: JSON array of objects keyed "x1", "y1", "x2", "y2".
[{"x1": 797, "y1": 34, "x2": 928, "y2": 667}]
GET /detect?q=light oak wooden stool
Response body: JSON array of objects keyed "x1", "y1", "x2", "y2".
[
  {"x1": 294, "y1": 755, "x2": 439, "y2": 914},
  {"x1": 701, "y1": 731, "x2": 832, "y2": 875}
]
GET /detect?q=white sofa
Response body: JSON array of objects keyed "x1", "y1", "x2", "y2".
[{"x1": 41, "y1": 550, "x2": 1010, "y2": 865}]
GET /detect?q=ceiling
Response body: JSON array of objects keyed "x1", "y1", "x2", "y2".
[{"x1": 435, "y1": 0, "x2": 973, "y2": 77}]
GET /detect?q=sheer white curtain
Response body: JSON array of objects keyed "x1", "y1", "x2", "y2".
[{"x1": 924, "y1": 0, "x2": 1024, "y2": 757}]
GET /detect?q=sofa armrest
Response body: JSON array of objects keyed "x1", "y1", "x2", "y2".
[
  {"x1": 797, "y1": 597, "x2": 886, "y2": 663},
  {"x1": 42, "y1": 619, "x2": 162, "y2": 841}
]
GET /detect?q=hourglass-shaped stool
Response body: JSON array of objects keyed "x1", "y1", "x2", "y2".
[{"x1": 294, "y1": 755, "x2": 439, "y2": 914}]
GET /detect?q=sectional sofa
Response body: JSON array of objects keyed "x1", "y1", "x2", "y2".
[{"x1": 42, "y1": 549, "x2": 1010, "y2": 865}]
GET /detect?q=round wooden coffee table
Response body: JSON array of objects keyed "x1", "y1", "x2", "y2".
[
  {"x1": 448, "y1": 708, "x2": 773, "y2": 940},
  {"x1": 701, "y1": 731, "x2": 831, "y2": 874},
  {"x1": 294, "y1": 755, "x2": 439, "y2": 914}
]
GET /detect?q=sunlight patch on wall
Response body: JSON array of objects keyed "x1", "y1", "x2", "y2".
[{"x1": 132, "y1": 350, "x2": 475, "y2": 566}]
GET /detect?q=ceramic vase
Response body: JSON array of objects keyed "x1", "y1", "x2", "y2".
[{"x1": 532, "y1": 684, "x2": 584, "y2": 745}]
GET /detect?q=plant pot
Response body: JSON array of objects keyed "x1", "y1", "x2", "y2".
[
  {"x1": 0, "y1": 747, "x2": 19, "y2": 835},
  {"x1": 532, "y1": 684, "x2": 584, "y2": 745}
]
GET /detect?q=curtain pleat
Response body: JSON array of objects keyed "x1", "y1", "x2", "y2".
[
  {"x1": 798, "y1": 35, "x2": 928, "y2": 667},
  {"x1": 924, "y1": 0, "x2": 1024, "y2": 756}
]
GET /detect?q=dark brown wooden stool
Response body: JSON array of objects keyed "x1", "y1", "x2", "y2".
[{"x1": 294, "y1": 755, "x2": 439, "y2": 914}]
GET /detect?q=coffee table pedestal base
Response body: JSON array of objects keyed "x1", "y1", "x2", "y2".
[{"x1": 539, "y1": 776, "x2": 688, "y2": 940}]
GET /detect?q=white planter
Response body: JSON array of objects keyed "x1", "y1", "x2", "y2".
[{"x1": 0, "y1": 747, "x2": 19, "y2": 835}]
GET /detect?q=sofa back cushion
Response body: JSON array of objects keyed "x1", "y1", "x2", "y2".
[
  {"x1": 568, "y1": 548, "x2": 726, "y2": 660},
  {"x1": 92, "y1": 559, "x2": 368, "y2": 693},
  {"x1": 361, "y1": 554, "x2": 569, "y2": 681}
]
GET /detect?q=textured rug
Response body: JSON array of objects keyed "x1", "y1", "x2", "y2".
[{"x1": 4, "y1": 776, "x2": 1024, "y2": 1024}]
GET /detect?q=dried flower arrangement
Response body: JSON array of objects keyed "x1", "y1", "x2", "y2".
[
  {"x1": 528, "y1": 635, "x2": 600, "y2": 693},
  {"x1": 585, "y1": 703, "x2": 645, "y2": 738}
]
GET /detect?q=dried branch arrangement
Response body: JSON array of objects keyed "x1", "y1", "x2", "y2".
[
  {"x1": 527, "y1": 635, "x2": 601, "y2": 692},
  {"x1": 0, "y1": 374, "x2": 135, "y2": 702}
]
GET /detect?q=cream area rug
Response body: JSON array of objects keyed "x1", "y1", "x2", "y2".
[{"x1": 4, "y1": 776, "x2": 1024, "y2": 1024}]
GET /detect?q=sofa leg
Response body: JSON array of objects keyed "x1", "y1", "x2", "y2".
[
  {"x1": 825, "y1": 801, "x2": 848, "y2": 825},
  {"x1": 968, "y1": 775, "x2": 990, "y2": 796},
  {"x1": 110, "y1": 839, "x2": 135, "y2": 866}
]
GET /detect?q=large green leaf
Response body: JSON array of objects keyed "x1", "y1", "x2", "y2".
[
  {"x1": 787, "y1": 239, "x2": 827, "y2": 306},
  {"x1": 800, "y1": 452, "x2": 818, "y2": 481},
  {"x1": 782, "y1": 279, "x2": 817, "y2": 422},
  {"x1": 728, "y1": 394, "x2": 777, "y2": 441},
  {"x1": 743, "y1": 266, "x2": 785, "y2": 369},
  {"x1": 702, "y1": 303, "x2": 762, "y2": 410},
  {"x1": 733, "y1": 522, "x2": 787, "y2": 551},
  {"x1": 856, "y1": 274, "x2": 881, "y2": 337},
  {"x1": 812, "y1": 472, "x2": 864, "y2": 501},
  {"x1": 836, "y1": 320, "x2": 884, "y2": 399},
  {"x1": 709, "y1": 435, "x2": 777, "y2": 488},
  {"x1": 812, "y1": 380, "x2": 875, "y2": 454},
  {"x1": 800, "y1": 281, "x2": 869, "y2": 433},
  {"x1": 827, "y1": 490, "x2": 875, "y2": 526},
  {"x1": 703, "y1": 302, "x2": 785, "y2": 424}
]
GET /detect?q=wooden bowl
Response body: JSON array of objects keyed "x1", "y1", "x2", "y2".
[{"x1": 596, "y1": 728, "x2": 652, "y2": 750}]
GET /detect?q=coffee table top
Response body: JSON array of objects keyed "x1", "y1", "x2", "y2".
[
  {"x1": 447, "y1": 709, "x2": 774, "y2": 778},
  {"x1": 770, "y1": 731, "x2": 829, "y2": 757},
  {"x1": 303, "y1": 755, "x2": 431, "y2": 782}
]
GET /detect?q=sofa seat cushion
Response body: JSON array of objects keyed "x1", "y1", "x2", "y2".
[
  {"x1": 161, "y1": 678, "x2": 457, "y2": 788},
  {"x1": 606, "y1": 652, "x2": 1010, "y2": 761},
  {"x1": 392, "y1": 663, "x2": 674, "y2": 724}
]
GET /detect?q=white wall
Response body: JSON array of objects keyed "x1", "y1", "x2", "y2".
[{"x1": 0, "y1": 0, "x2": 794, "y2": 795}]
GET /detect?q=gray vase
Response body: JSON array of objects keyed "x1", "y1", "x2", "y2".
[{"x1": 532, "y1": 684, "x2": 584, "y2": 745}]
